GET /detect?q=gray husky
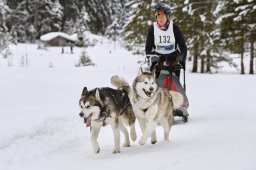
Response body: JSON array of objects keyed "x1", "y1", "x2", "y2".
[
  {"x1": 79, "y1": 86, "x2": 137, "y2": 154},
  {"x1": 111, "y1": 70, "x2": 183, "y2": 145}
]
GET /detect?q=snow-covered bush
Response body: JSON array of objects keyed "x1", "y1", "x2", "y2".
[{"x1": 75, "y1": 51, "x2": 95, "y2": 67}]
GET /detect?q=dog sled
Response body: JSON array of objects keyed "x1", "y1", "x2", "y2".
[{"x1": 142, "y1": 54, "x2": 189, "y2": 122}]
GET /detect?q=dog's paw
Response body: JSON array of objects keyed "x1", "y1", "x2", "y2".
[
  {"x1": 151, "y1": 136, "x2": 157, "y2": 145},
  {"x1": 112, "y1": 148, "x2": 121, "y2": 154},
  {"x1": 94, "y1": 148, "x2": 100, "y2": 154},
  {"x1": 123, "y1": 142, "x2": 130, "y2": 147},
  {"x1": 131, "y1": 133, "x2": 137, "y2": 142},
  {"x1": 151, "y1": 140, "x2": 157, "y2": 145},
  {"x1": 139, "y1": 138, "x2": 146, "y2": 145},
  {"x1": 163, "y1": 139, "x2": 169, "y2": 143},
  {"x1": 163, "y1": 138, "x2": 169, "y2": 143}
]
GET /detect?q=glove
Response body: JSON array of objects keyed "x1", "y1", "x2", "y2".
[
  {"x1": 176, "y1": 53, "x2": 184, "y2": 62},
  {"x1": 176, "y1": 53, "x2": 186, "y2": 70},
  {"x1": 180, "y1": 61, "x2": 186, "y2": 70},
  {"x1": 171, "y1": 63, "x2": 182, "y2": 71}
]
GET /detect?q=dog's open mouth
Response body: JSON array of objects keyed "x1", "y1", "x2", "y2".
[
  {"x1": 84, "y1": 113, "x2": 93, "y2": 127},
  {"x1": 143, "y1": 89, "x2": 153, "y2": 97}
]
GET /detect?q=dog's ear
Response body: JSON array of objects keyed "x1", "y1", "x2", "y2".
[
  {"x1": 151, "y1": 67, "x2": 156, "y2": 77},
  {"x1": 151, "y1": 62, "x2": 158, "y2": 77},
  {"x1": 137, "y1": 67, "x2": 143, "y2": 76},
  {"x1": 95, "y1": 88, "x2": 101, "y2": 101},
  {"x1": 81, "y1": 87, "x2": 88, "y2": 96}
]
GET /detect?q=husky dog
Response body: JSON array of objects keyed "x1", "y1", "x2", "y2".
[
  {"x1": 111, "y1": 71, "x2": 183, "y2": 145},
  {"x1": 79, "y1": 86, "x2": 137, "y2": 154}
]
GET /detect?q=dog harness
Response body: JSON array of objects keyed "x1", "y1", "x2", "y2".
[{"x1": 93, "y1": 106, "x2": 111, "y2": 126}]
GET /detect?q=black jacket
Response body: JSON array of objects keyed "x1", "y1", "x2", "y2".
[{"x1": 145, "y1": 23, "x2": 187, "y2": 63}]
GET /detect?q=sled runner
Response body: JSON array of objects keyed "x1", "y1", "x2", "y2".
[{"x1": 143, "y1": 54, "x2": 189, "y2": 122}]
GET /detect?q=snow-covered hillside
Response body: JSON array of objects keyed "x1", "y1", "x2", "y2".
[{"x1": 0, "y1": 39, "x2": 256, "y2": 170}]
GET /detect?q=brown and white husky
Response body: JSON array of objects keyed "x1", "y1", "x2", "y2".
[
  {"x1": 79, "y1": 86, "x2": 137, "y2": 154},
  {"x1": 111, "y1": 70, "x2": 183, "y2": 145}
]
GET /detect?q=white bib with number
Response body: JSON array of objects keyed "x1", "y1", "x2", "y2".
[{"x1": 154, "y1": 21, "x2": 175, "y2": 54}]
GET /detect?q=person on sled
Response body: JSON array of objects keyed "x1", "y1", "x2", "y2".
[{"x1": 145, "y1": 2, "x2": 189, "y2": 121}]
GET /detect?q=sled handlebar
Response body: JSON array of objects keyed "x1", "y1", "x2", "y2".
[
  {"x1": 145, "y1": 54, "x2": 185, "y2": 70},
  {"x1": 145, "y1": 54, "x2": 160, "y2": 67},
  {"x1": 145, "y1": 55, "x2": 186, "y2": 92}
]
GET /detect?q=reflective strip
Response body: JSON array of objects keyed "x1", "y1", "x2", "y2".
[{"x1": 156, "y1": 45, "x2": 174, "y2": 51}]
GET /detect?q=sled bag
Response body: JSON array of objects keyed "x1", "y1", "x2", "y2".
[{"x1": 157, "y1": 72, "x2": 189, "y2": 108}]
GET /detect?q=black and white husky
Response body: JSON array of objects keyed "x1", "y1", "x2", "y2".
[
  {"x1": 111, "y1": 70, "x2": 183, "y2": 145},
  {"x1": 79, "y1": 86, "x2": 137, "y2": 154}
]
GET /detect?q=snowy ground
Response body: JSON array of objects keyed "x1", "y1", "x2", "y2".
[{"x1": 0, "y1": 39, "x2": 256, "y2": 170}]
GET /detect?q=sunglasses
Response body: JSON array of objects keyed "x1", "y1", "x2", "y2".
[{"x1": 154, "y1": 11, "x2": 165, "y2": 16}]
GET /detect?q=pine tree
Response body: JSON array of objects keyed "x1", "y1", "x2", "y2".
[
  {"x1": 0, "y1": 0, "x2": 11, "y2": 56},
  {"x1": 75, "y1": 8, "x2": 88, "y2": 46},
  {"x1": 171, "y1": 0, "x2": 195, "y2": 70},
  {"x1": 234, "y1": 0, "x2": 256, "y2": 74},
  {"x1": 59, "y1": 0, "x2": 81, "y2": 34},
  {"x1": 105, "y1": 0, "x2": 129, "y2": 41},
  {"x1": 83, "y1": 0, "x2": 112, "y2": 35},
  {"x1": 6, "y1": 0, "x2": 63, "y2": 42},
  {"x1": 183, "y1": 0, "x2": 222, "y2": 73},
  {"x1": 33, "y1": 0, "x2": 63, "y2": 38},
  {"x1": 181, "y1": 0, "x2": 203, "y2": 72},
  {"x1": 5, "y1": 0, "x2": 29, "y2": 42},
  {"x1": 219, "y1": 0, "x2": 254, "y2": 74},
  {"x1": 122, "y1": 0, "x2": 154, "y2": 54}
]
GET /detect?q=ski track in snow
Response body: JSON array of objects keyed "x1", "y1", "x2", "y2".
[{"x1": 0, "y1": 116, "x2": 88, "y2": 165}]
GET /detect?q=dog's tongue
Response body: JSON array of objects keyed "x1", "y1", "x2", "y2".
[{"x1": 86, "y1": 115, "x2": 92, "y2": 127}]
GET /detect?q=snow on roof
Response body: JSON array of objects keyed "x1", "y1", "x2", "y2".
[{"x1": 40, "y1": 32, "x2": 77, "y2": 42}]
